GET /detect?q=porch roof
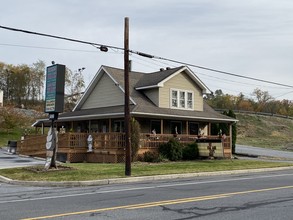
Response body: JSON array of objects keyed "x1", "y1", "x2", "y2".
[{"x1": 33, "y1": 102, "x2": 237, "y2": 127}]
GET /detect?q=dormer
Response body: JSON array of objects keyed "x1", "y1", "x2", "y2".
[{"x1": 135, "y1": 66, "x2": 210, "y2": 111}]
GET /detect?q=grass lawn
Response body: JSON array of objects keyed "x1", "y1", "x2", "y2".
[
  {"x1": 0, "y1": 160, "x2": 292, "y2": 182},
  {"x1": 0, "y1": 130, "x2": 21, "y2": 147}
]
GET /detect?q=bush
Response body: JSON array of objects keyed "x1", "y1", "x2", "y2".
[
  {"x1": 131, "y1": 118, "x2": 141, "y2": 161},
  {"x1": 159, "y1": 138, "x2": 183, "y2": 161},
  {"x1": 182, "y1": 143, "x2": 199, "y2": 160},
  {"x1": 142, "y1": 151, "x2": 163, "y2": 163}
]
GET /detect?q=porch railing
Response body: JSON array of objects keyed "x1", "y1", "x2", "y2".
[
  {"x1": 140, "y1": 133, "x2": 225, "y2": 148},
  {"x1": 18, "y1": 132, "x2": 231, "y2": 158}
]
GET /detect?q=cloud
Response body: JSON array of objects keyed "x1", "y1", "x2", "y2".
[{"x1": 1, "y1": 0, "x2": 293, "y2": 100}]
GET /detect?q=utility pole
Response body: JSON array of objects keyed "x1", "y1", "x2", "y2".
[{"x1": 124, "y1": 17, "x2": 131, "y2": 176}]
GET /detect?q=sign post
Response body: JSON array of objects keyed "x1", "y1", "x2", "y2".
[{"x1": 44, "y1": 64, "x2": 65, "y2": 170}]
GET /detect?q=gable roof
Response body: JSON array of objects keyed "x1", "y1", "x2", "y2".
[
  {"x1": 135, "y1": 66, "x2": 210, "y2": 93},
  {"x1": 73, "y1": 66, "x2": 138, "y2": 111},
  {"x1": 74, "y1": 65, "x2": 210, "y2": 111},
  {"x1": 33, "y1": 65, "x2": 237, "y2": 127}
]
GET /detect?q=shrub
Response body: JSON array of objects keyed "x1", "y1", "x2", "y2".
[
  {"x1": 142, "y1": 151, "x2": 163, "y2": 163},
  {"x1": 182, "y1": 143, "x2": 199, "y2": 160},
  {"x1": 159, "y1": 138, "x2": 183, "y2": 161},
  {"x1": 0, "y1": 107, "x2": 32, "y2": 132},
  {"x1": 131, "y1": 118, "x2": 141, "y2": 161}
]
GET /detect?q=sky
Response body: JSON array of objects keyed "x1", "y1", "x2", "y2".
[{"x1": 1, "y1": 0, "x2": 293, "y2": 100}]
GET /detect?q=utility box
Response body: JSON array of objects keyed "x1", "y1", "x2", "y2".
[{"x1": 8, "y1": 140, "x2": 17, "y2": 154}]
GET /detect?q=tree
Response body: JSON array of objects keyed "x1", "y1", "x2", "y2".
[
  {"x1": 227, "y1": 110, "x2": 237, "y2": 154},
  {"x1": 9, "y1": 65, "x2": 30, "y2": 106},
  {"x1": 252, "y1": 88, "x2": 273, "y2": 112},
  {"x1": 0, "y1": 61, "x2": 45, "y2": 108},
  {"x1": 0, "y1": 107, "x2": 30, "y2": 132},
  {"x1": 130, "y1": 118, "x2": 141, "y2": 161},
  {"x1": 218, "y1": 110, "x2": 237, "y2": 154},
  {"x1": 64, "y1": 68, "x2": 85, "y2": 111},
  {"x1": 29, "y1": 60, "x2": 45, "y2": 103},
  {"x1": 206, "y1": 89, "x2": 235, "y2": 110}
]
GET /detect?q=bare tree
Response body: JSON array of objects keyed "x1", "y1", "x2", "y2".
[{"x1": 64, "y1": 67, "x2": 85, "y2": 111}]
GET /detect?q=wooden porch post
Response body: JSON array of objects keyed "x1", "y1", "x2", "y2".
[
  {"x1": 161, "y1": 119, "x2": 164, "y2": 134},
  {"x1": 229, "y1": 123, "x2": 233, "y2": 157},
  {"x1": 186, "y1": 121, "x2": 189, "y2": 135},
  {"x1": 41, "y1": 122, "x2": 44, "y2": 135},
  {"x1": 88, "y1": 120, "x2": 91, "y2": 132},
  {"x1": 109, "y1": 118, "x2": 112, "y2": 132},
  {"x1": 208, "y1": 122, "x2": 211, "y2": 135}
]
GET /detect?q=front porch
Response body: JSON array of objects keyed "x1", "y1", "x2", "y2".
[{"x1": 18, "y1": 132, "x2": 232, "y2": 163}]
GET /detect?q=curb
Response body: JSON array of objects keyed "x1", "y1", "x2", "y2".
[{"x1": 1, "y1": 166, "x2": 292, "y2": 187}]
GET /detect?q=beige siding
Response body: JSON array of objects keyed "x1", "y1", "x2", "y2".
[
  {"x1": 159, "y1": 72, "x2": 203, "y2": 111},
  {"x1": 144, "y1": 89, "x2": 159, "y2": 106},
  {"x1": 81, "y1": 73, "x2": 124, "y2": 109}
]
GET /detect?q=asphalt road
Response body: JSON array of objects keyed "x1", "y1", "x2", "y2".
[
  {"x1": 0, "y1": 147, "x2": 44, "y2": 169},
  {"x1": 236, "y1": 144, "x2": 293, "y2": 159},
  {"x1": 1, "y1": 170, "x2": 293, "y2": 220}
]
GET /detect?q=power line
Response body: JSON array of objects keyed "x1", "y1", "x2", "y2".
[
  {"x1": 1, "y1": 24, "x2": 293, "y2": 89},
  {"x1": 0, "y1": 43, "x2": 98, "y2": 53},
  {"x1": 0, "y1": 25, "x2": 122, "y2": 51},
  {"x1": 129, "y1": 49, "x2": 293, "y2": 89}
]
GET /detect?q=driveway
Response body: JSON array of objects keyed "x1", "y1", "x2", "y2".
[
  {"x1": 236, "y1": 144, "x2": 293, "y2": 160},
  {"x1": 0, "y1": 147, "x2": 44, "y2": 169}
]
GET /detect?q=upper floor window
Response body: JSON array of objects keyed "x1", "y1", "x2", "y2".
[{"x1": 171, "y1": 89, "x2": 194, "y2": 110}]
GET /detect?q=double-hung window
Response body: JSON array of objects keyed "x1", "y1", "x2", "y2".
[
  {"x1": 171, "y1": 90, "x2": 178, "y2": 108},
  {"x1": 171, "y1": 89, "x2": 194, "y2": 110}
]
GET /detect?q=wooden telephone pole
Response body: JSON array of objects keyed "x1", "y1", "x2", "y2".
[{"x1": 124, "y1": 17, "x2": 131, "y2": 176}]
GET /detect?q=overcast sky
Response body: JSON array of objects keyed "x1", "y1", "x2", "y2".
[{"x1": 1, "y1": 0, "x2": 293, "y2": 100}]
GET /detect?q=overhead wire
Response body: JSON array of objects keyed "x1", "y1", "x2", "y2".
[
  {"x1": 0, "y1": 43, "x2": 99, "y2": 53},
  {"x1": 1, "y1": 24, "x2": 293, "y2": 89},
  {"x1": 0, "y1": 25, "x2": 121, "y2": 51}
]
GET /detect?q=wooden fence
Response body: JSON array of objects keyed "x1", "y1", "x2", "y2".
[{"x1": 18, "y1": 132, "x2": 231, "y2": 163}]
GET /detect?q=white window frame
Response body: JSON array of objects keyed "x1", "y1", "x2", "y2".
[{"x1": 170, "y1": 88, "x2": 194, "y2": 110}]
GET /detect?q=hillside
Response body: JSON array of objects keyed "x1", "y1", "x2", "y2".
[{"x1": 236, "y1": 113, "x2": 293, "y2": 151}]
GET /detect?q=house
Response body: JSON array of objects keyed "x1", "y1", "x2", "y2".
[{"x1": 24, "y1": 65, "x2": 237, "y2": 162}]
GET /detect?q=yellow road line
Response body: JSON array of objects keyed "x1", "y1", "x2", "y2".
[
  {"x1": 20, "y1": 195, "x2": 228, "y2": 220},
  {"x1": 126, "y1": 195, "x2": 229, "y2": 209},
  {"x1": 21, "y1": 185, "x2": 293, "y2": 220}
]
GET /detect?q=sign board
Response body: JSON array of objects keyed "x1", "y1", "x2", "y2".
[
  {"x1": 45, "y1": 64, "x2": 65, "y2": 113},
  {"x1": 197, "y1": 142, "x2": 224, "y2": 157}
]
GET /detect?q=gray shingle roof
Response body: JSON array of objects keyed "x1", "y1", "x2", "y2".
[
  {"x1": 135, "y1": 66, "x2": 184, "y2": 88},
  {"x1": 33, "y1": 65, "x2": 236, "y2": 126},
  {"x1": 102, "y1": 66, "x2": 235, "y2": 122}
]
